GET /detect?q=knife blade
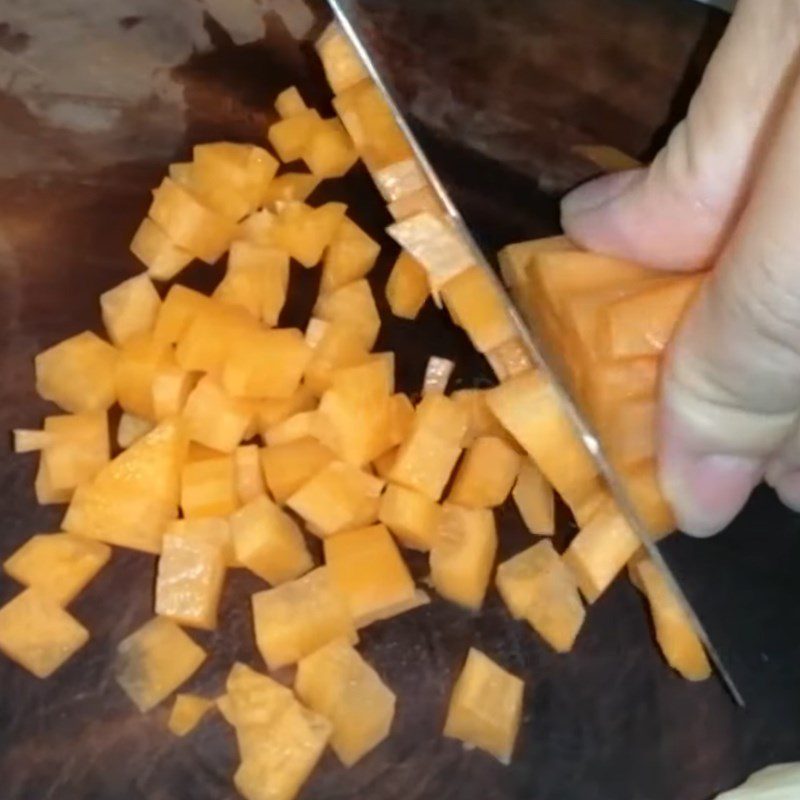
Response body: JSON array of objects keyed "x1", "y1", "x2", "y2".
[{"x1": 325, "y1": 0, "x2": 742, "y2": 704}]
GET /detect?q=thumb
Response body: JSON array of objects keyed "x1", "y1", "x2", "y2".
[
  {"x1": 659, "y1": 71, "x2": 800, "y2": 536},
  {"x1": 561, "y1": 0, "x2": 800, "y2": 270}
]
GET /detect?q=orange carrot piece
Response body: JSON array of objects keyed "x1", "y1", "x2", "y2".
[{"x1": 600, "y1": 274, "x2": 705, "y2": 359}]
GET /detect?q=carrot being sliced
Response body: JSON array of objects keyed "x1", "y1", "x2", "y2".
[
  {"x1": 601, "y1": 397, "x2": 656, "y2": 468},
  {"x1": 511, "y1": 460, "x2": 555, "y2": 536},
  {"x1": 600, "y1": 273, "x2": 705, "y2": 359},
  {"x1": 562, "y1": 500, "x2": 639, "y2": 603},
  {"x1": 497, "y1": 235, "x2": 575, "y2": 289},
  {"x1": 619, "y1": 460, "x2": 675, "y2": 539},
  {"x1": 629, "y1": 555, "x2": 711, "y2": 681},
  {"x1": 584, "y1": 356, "x2": 660, "y2": 423},
  {"x1": 485, "y1": 370, "x2": 600, "y2": 515},
  {"x1": 526, "y1": 250, "x2": 661, "y2": 319}
]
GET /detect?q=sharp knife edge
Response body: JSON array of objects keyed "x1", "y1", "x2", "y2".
[{"x1": 326, "y1": 0, "x2": 743, "y2": 705}]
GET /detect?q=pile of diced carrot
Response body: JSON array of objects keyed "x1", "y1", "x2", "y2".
[{"x1": 0, "y1": 19, "x2": 710, "y2": 800}]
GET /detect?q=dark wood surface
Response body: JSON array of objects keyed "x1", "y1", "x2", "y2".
[{"x1": 1, "y1": 2, "x2": 799, "y2": 799}]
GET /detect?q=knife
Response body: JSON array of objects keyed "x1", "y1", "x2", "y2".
[{"x1": 325, "y1": 0, "x2": 743, "y2": 704}]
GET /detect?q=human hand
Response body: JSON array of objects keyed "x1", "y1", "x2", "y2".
[{"x1": 561, "y1": 0, "x2": 800, "y2": 536}]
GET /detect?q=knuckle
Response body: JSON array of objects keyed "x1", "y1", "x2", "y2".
[{"x1": 727, "y1": 242, "x2": 800, "y2": 357}]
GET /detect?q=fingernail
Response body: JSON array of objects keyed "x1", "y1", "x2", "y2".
[
  {"x1": 660, "y1": 452, "x2": 761, "y2": 537},
  {"x1": 561, "y1": 168, "x2": 644, "y2": 218}
]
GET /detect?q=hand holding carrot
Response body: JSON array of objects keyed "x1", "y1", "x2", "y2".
[{"x1": 562, "y1": 0, "x2": 800, "y2": 536}]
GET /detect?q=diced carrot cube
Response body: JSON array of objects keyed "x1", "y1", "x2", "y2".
[
  {"x1": 34, "y1": 458, "x2": 72, "y2": 505},
  {"x1": 256, "y1": 385, "x2": 317, "y2": 435},
  {"x1": 562, "y1": 500, "x2": 639, "y2": 603},
  {"x1": 184, "y1": 144, "x2": 274, "y2": 218},
  {"x1": 314, "y1": 278, "x2": 380, "y2": 349},
  {"x1": 333, "y1": 81, "x2": 413, "y2": 170},
  {"x1": 321, "y1": 217, "x2": 380, "y2": 292},
  {"x1": 378, "y1": 483, "x2": 440, "y2": 552},
  {"x1": 35, "y1": 331, "x2": 117, "y2": 413},
  {"x1": 296, "y1": 639, "x2": 395, "y2": 767},
  {"x1": 451, "y1": 388, "x2": 508, "y2": 445},
  {"x1": 441, "y1": 266, "x2": 516, "y2": 353},
  {"x1": 251, "y1": 567, "x2": 357, "y2": 670},
  {"x1": 386, "y1": 392, "x2": 415, "y2": 450},
  {"x1": 267, "y1": 109, "x2": 322, "y2": 164},
  {"x1": 130, "y1": 217, "x2": 194, "y2": 281},
  {"x1": 315, "y1": 375, "x2": 392, "y2": 468},
  {"x1": 100, "y1": 273, "x2": 161, "y2": 347},
  {"x1": 385, "y1": 250, "x2": 429, "y2": 319},
  {"x1": 0, "y1": 588, "x2": 89, "y2": 678},
  {"x1": 260, "y1": 438, "x2": 335, "y2": 503},
  {"x1": 304, "y1": 323, "x2": 371, "y2": 396},
  {"x1": 486, "y1": 370, "x2": 600, "y2": 514},
  {"x1": 39, "y1": 411, "x2": 110, "y2": 492},
  {"x1": 215, "y1": 241, "x2": 290, "y2": 327},
  {"x1": 496, "y1": 541, "x2": 585, "y2": 652},
  {"x1": 448, "y1": 436, "x2": 521, "y2": 508},
  {"x1": 389, "y1": 395, "x2": 467, "y2": 501},
  {"x1": 629, "y1": 555, "x2": 711, "y2": 681},
  {"x1": 262, "y1": 173, "x2": 320, "y2": 208},
  {"x1": 600, "y1": 274, "x2": 704, "y2": 358},
  {"x1": 237, "y1": 209, "x2": 277, "y2": 247},
  {"x1": 512, "y1": 460, "x2": 555, "y2": 536},
  {"x1": 234, "y1": 444, "x2": 266, "y2": 504},
  {"x1": 373, "y1": 447, "x2": 398, "y2": 480},
  {"x1": 114, "y1": 616, "x2": 206, "y2": 712},
  {"x1": 174, "y1": 300, "x2": 255, "y2": 375},
  {"x1": 430, "y1": 504, "x2": 497, "y2": 610},
  {"x1": 148, "y1": 177, "x2": 236, "y2": 263},
  {"x1": 115, "y1": 334, "x2": 173, "y2": 420},
  {"x1": 443, "y1": 648, "x2": 523, "y2": 765},
  {"x1": 225, "y1": 661, "x2": 295, "y2": 749},
  {"x1": 222, "y1": 328, "x2": 311, "y2": 400},
  {"x1": 182, "y1": 377, "x2": 254, "y2": 453},
  {"x1": 485, "y1": 337, "x2": 533, "y2": 382},
  {"x1": 62, "y1": 418, "x2": 186, "y2": 553},
  {"x1": 181, "y1": 454, "x2": 238, "y2": 519},
  {"x1": 231, "y1": 495, "x2": 313, "y2": 585},
  {"x1": 165, "y1": 516, "x2": 237, "y2": 567},
  {"x1": 234, "y1": 701, "x2": 331, "y2": 800},
  {"x1": 168, "y1": 694, "x2": 214, "y2": 737},
  {"x1": 275, "y1": 86, "x2": 308, "y2": 118},
  {"x1": 273, "y1": 201, "x2": 347, "y2": 268},
  {"x1": 324, "y1": 524, "x2": 416, "y2": 627},
  {"x1": 287, "y1": 460, "x2": 384, "y2": 537},
  {"x1": 316, "y1": 22, "x2": 368, "y2": 94},
  {"x1": 152, "y1": 285, "x2": 210, "y2": 345},
  {"x1": 303, "y1": 118, "x2": 358, "y2": 178},
  {"x1": 155, "y1": 533, "x2": 226, "y2": 630},
  {"x1": 262, "y1": 411, "x2": 317, "y2": 447},
  {"x1": 152, "y1": 367, "x2": 196, "y2": 420},
  {"x1": 3, "y1": 533, "x2": 110, "y2": 606},
  {"x1": 117, "y1": 413, "x2": 154, "y2": 449}
]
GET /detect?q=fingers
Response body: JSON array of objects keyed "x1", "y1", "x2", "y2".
[
  {"x1": 659, "y1": 70, "x2": 800, "y2": 535},
  {"x1": 561, "y1": 0, "x2": 800, "y2": 270}
]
